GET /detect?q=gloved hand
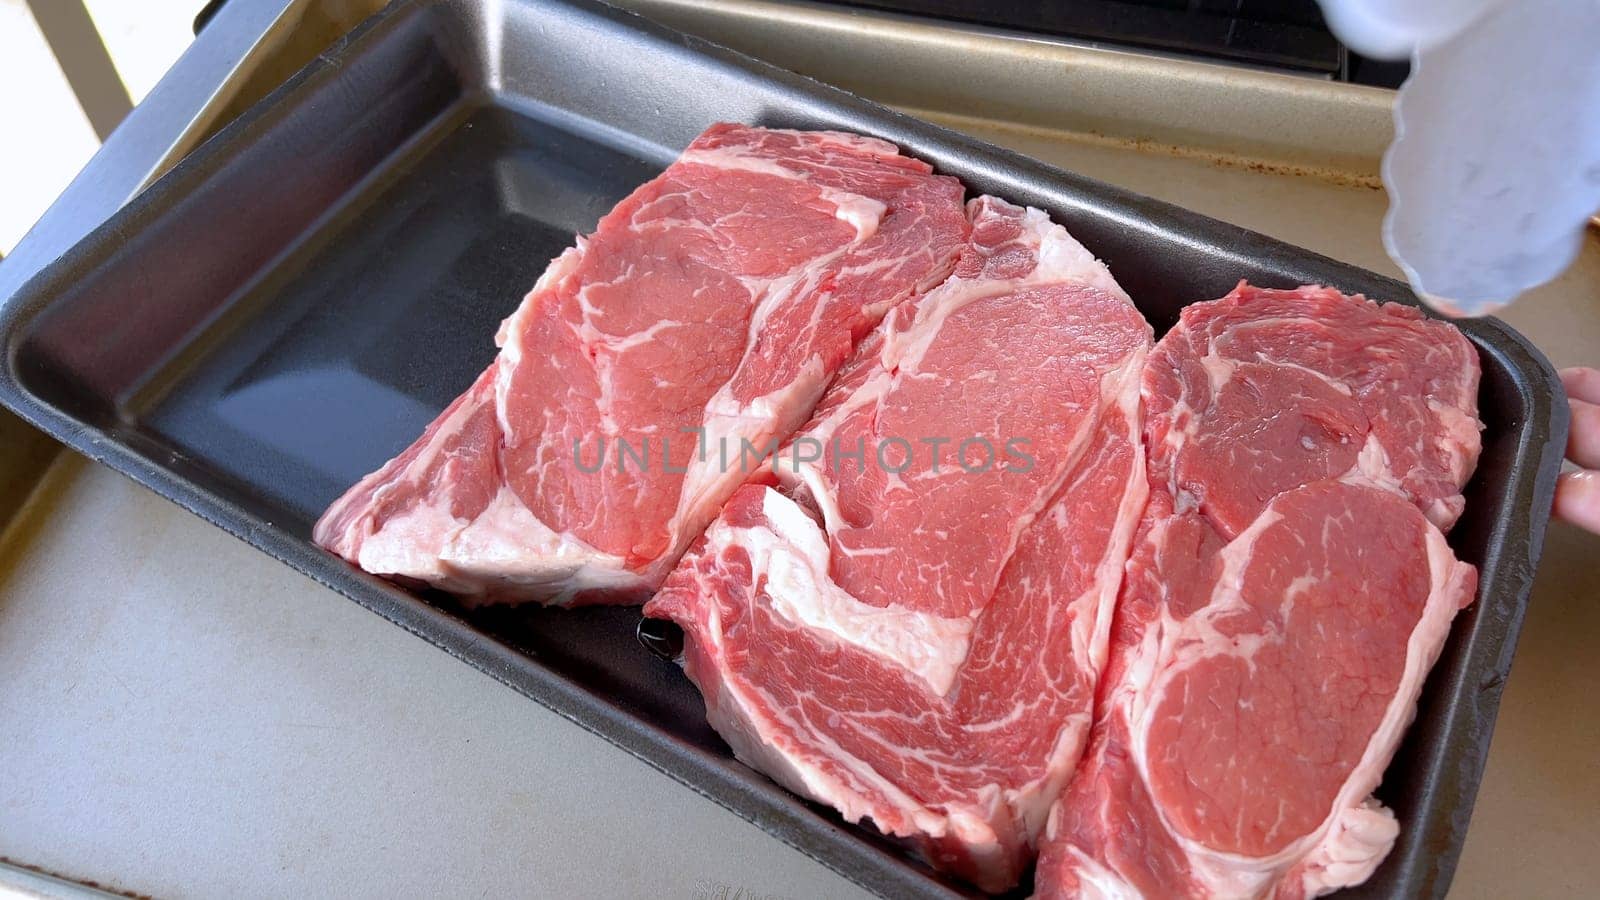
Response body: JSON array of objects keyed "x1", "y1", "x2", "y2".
[{"x1": 1319, "y1": 0, "x2": 1600, "y2": 317}]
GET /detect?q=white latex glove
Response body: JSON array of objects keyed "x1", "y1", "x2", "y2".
[{"x1": 1319, "y1": 0, "x2": 1600, "y2": 316}]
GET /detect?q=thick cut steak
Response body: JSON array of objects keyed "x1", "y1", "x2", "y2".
[
  {"x1": 1036, "y1": 284, "x2": 1482, "y2": 899},
  {"x1": 645, "y1": 198, "x2": 1152, "y2": 891},
  {"x1": 314, "y1": 125, "x2": 967, "y2": 605}
]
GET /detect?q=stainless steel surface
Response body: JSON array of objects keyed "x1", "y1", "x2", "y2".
[
  {"x1": 1, "y1": 1, "x2": 1594, "y2": 897},
  {"x1": 620, "y1": 0, "x2": 1394, "y2": 183},
  {"x1": 0, "y1": 0, "x2": 303, "y2": 634},
  {"x1": 0, "y1": 0, "x2": 313, "y2": 611},
  {"x1": 0, "y1": 0, "x2": 380, "y2": 307},
  {"x1": 0, "y1": 0, "x2": 386, "y2": 609}
]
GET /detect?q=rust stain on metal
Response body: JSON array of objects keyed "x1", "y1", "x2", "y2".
[
  {"x1": 907, "y1": 108, "x2": 1385, "y2": 192},
  {"x1": 1074, "y1": 129, "x2": 1385, "y2": 190},
  {"x1": 0, "y1": 857, "x2": 153, "y2": 899}
]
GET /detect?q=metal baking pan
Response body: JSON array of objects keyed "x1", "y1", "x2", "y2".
[{"x1": 0, "y1": 0, "x2": 1567, "y2": 896}]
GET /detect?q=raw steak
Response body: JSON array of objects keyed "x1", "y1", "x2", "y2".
[
  {"x1": 645, "y1": 197, "x2": 1152, "y2": 891},
  {"x1": 314, "y1": 124, "x2": 967, "y2": 605},
  {"x1": 1036, "y1": 283, "x2": 1482, "y2": 899}
]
